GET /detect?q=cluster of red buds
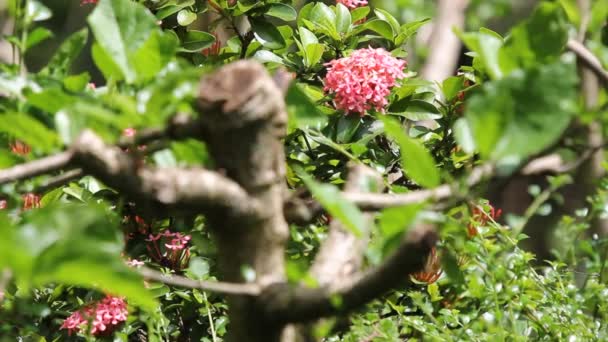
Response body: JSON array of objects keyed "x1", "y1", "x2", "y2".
[
  {"x1": 467, "y1": 203, "x2": 502, "y2": 238},
  {"x1": 10, "y1": 140, "x2": 31, "y2": 156},
  {"x1": 22, "y1": 193, "x2": 41, "y2": 211},
  {"x1": 411, "y1": 246, "x2": 443, "y2": 284},
  {"x1": 201, "y1": 32, "x2": 221, "y2": 57}
]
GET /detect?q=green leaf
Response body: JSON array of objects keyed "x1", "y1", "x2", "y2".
[
  {"x1": 378, "y1": 203, "x2": 424, "y2": 239},
  {"x1": 388, "y1": 99, "x2": 442, "y2": 121},
  {"x1": 177, "y1": 9, "x2": 197, "y2": 26},
  {"x1": 442, "y1": 76, "x2": 464, "y2": 101},
  {"x1": 351, "y1": 6, "x2": 370, "y2": 23},
  {"x1": 88, "y1": 0, "x2": 158, "y2": 83},
  {"x1": 499, "y1": 2, "x2": 568, "y2": 71},
  {"x1": 304, "y1": 43, "x2": 325, "y2": 68},
  {"x1": 63, "y1": 72, "x2": 91, "y2": 92},
  {"x1": 25, "y1": 27, "x2": 53, "y2": 50},
  {"x1": 43, "y1": 28, "x2": 88, "y2": 76},
  {"x1": 132, "y1": 30, "x2": 178, "y2": 80},
  {"x1": 188, "y1": 257, "x2": 210, "y2": 280},
  {"x1": 92, "y1": 42, "x2": 124, "y2": 81},
  {"x1": 299, "y1": 27, "x2": 318, "y2": 47},
  {"x1": 380, "y1": 116, "x2": 440, "y2": 188},
  {"x1": 286, "y1": 83, "x2": 327, "y2": 132},
  {"x1": 180, "y1": 30, "x2": 215, "y2": 52},
  {"x1": 308, "y1": 2, "x2": 339, "y2": 40},
  {"x1": 155, "y1": 0, "x2": 195, "y2": 19},
  {"x1": 253, "y1": 50, "x2": 284, "y2": 64},
  {"x1": 360, "y1": 19, "x2": 394, "y2": 41},
  {"x1": 251, "y1": 19, "x2": 286, "y2": 49},
  {"x1": 395, "y1": 18, "x2": 430, "y2": 45},
  {"x1": 335, "y1": 3, "x2": 352, "y2": 34},
  {"x1": 460, "y1": 62, "x2": 577, "y2": 164},
  {"x1": 27, "y1": 87, "x2": 77, "y2": 113},
  {"x1": 265, "y1": 3, "x2": 297, "y2": 21},
  {"x1": 459, "y1": 29, "x2": 504, "y2": 79},
  {"x1": 374, "y1": 8, "x2": 400, "y2": 35},
  {"x1": 0, "y1": 112, "x2": 60, "y2": 152},
  {"x1": 3, "y1": 204, "x2": 157, "y2": 311},
  {"x1": 336, "y1": 115, "x2": 361, "y2": 144},
  {"x1": 26, "y1": 0, "x2": 51, "y2": 23},
  {"x1": 297, "y1": 169, "x2": 367, "y2": 237}
]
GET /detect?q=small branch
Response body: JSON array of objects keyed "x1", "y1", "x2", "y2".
[
  {"x1": 0, "y1": 152, "x2": 72, "y2": 185},
  {"x1": 566, "y1": 39, "x2": 608, "y2": 87},
  {"x1": 0, "y1": 114, "x2": 203, "y2": 187},
  {"x1": 72, "y1": 130, "x2": 257, "y2": 217},
  {"x1": 343, "y1": 163, "x2": 494, "y2": 210},
  {"x1": 310, "y1": 164, "x2": 383, "y2": 288},
  {"x1": 34, "y1": 169, "x2": 83, "y2": 194},
  {"x1": 260, "y1": 224, "x2": 437, "y2": 323},
  {"x1": 140, "y1": 267, "x2": 261, "y2": 296}
]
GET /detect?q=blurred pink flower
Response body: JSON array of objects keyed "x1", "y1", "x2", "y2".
[
  {"x1": 324, "y1": 47, "x2": 406, "y2": 115},
  {"x1": 125, "y1": 258, "x2": 145, "y2": 268},
  {"x1": 337, "y1": 0, "x2": 368, "y2": 9},
  {"x1": 10, "y1": 140, "x2": 31, "y2": 156},
  {"x1": 81, "y1": 0, "x2": 98, "y2": 5},
  {"x1": 61, "y1": 295, "x2": 127, "y2": 336},
  {"x1": 122, "y1": 128, "x2": 136, "y2": 138},
  {"x1": 0, "y1": 199, "x2": 6, "y2": 210},
  {"x1": 22, "y1": 193, "x2": 41, "y2": 211}
]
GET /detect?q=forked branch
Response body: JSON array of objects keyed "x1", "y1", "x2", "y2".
[{"x1": 260, "y1": 224, "x2": 437, "y2": 323}]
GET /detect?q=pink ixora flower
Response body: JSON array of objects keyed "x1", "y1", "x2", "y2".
[
  {"x1": 146, "y1": 230, "x2": 192, "y2": 270},
  {"x1": 324, "y1": 47, "x2": 406, "y2": 115},
  {"x1": 61, "y1": 295, "x2": 128, "y2": 336},
  {"x1": 337, "y1": 0, "x2": 368, "y2": 9}
]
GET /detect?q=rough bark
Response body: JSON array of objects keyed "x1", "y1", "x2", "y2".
[{"x1": 196, "y1": 60, "x2": 292, "y2": 342}]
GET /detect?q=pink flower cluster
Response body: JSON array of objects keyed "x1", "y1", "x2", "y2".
[
  {"x1": 324, "y1": 47, "x2": 406, "y2": 115},
  {"x1": 337, "y1": 0, "x2": 368, "y2": 9},
  {"x1": 61, "y1": 295, "x2": 127, "y2": 336},
  {"x1": 146, "y1": 230, "x2": 192, "y2": 270}
]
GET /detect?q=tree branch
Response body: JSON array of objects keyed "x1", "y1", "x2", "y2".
[
  {"x1": 420, "y1": 0, "x2": 470, "y2": 82},
  {"x1": 140, "y1": 267, "x2": 261, "y2": 296},
  {"x1": 0, "y1": 152, "x2": 73, "y2": 185},
  {"x1": 0, "y1": 113, "x2": 204, "y2": 187},
  {"x1": 72, "y1": 130, "x2": 257, "y2": 217},
  {"x1": 260, "y1": 224, "x2": 437, "y2": 323},
  {"x1": 343, "y1": 163, "x2": 494, "y2": 210},
  {"x1": 310, "y1": 164, "x2": 383, "y2": 288},
  {"x1": 567, "y1": 39, "x2": 608, "y2": 87}
]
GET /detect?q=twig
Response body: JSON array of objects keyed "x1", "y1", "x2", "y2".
[
  {"x1": 566, "y1": 39, "x2": 608, "y2": 87},
  {"x1": 0, "y1": 114, "x2": 202, "y2": 187},
  {"x1": 342, "y1": 163, "x2": 494, "y2": 210},
  {"x1": 140, "y1": 267, "x2": 261, "y2": 296},
  {"x1": 0, "y1": 152, "x2": 72, "y2": 185}
]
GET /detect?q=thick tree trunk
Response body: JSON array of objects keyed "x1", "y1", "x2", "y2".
[{"x1": 197, "y1": 61, "x2": 293, "y2": 341}]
